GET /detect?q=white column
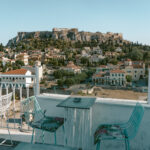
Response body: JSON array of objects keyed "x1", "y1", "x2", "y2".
[
  {"x1": 20, "y1": 85, "x2": 22, "y2": 101},
  {"x1": 13, "y1": 85, "x2": 16, "y2": 129},
  {"x1": 13, "y1": 85, "x2": 16, "y2": 109},
  {"x1": 148, "y1": 68, "x2": 150, "y2": 104},
  {"x1": 35, "y1": 65, "x2": 40, "y2": 96},
  {"x1": 0, "y1": 84, "x2": 2, "y2": 127},
  {"x1": 6, "y1": 84, "x2": 9, "y2": 128},
  {"x1": 26, "y1": 86, "x2": 29, "y2": 98}
]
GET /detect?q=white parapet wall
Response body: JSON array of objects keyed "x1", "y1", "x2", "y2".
[
  {"x1": 36, "y1": 94, "x2": 150, "y2": 150},
  {"x1": 148, "y1": 68, "x2": 150, "y2": 104}
]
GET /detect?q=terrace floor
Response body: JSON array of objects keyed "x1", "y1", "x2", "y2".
[
  {"x1": 14, "y1": 143, "x2": 78, "y2": 150},
  {"x1": 0, "y1": 142, "x2": 78, "y2": 150}
]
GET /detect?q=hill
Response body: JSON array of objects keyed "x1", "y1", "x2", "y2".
[{"x1": 7, "y1": 28, "x2": 128, "y2": 47}]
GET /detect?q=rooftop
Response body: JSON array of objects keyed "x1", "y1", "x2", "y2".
[
  {"x1": 2, "y1": 68, "x2": 28, "y2": 75},
  {"x1": 110, "y1": 69, "x2": 125, "y2": 73}
]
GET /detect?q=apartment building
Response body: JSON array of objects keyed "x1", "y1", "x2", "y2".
[
  {"x1": 124, "y1": 60, "x2": 145, "y2": 81},
  {"x1": 109, "y1": 70, "x2": 126, "y2": 86},
  {"x1": 92, "y1": 69, "x2": 126, "y2": 86}
]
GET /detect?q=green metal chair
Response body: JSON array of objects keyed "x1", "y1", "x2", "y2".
[
  {"x1": 21, "y1": 96, "x2": 64, "y2": 144},
  {"x1": 94, "y1": 103, "x2": 144, "y2": 150}
]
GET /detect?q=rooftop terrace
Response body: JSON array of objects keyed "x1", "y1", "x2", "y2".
[{"x1": 0, "y1": 66, "x2": 150, "y2": 150}]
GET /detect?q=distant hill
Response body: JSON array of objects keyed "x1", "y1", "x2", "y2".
[{"x1": 7, "y1": 28, "x2": 129, "y2": 47}]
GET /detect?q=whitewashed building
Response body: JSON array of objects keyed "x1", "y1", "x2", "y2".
[
  {"x1": 1, "y1": 68, "x2": 32, "y2": 87},
  {"x1": 61, "y1": 61, "x2": 81, "y2": 73},
  {"x1": 22, "y1": 61, "x2": 43, "y2": 81}
]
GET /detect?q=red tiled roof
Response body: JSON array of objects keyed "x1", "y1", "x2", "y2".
[
  {"x1": 93, "y1": 74, "x2": 103, "y2": 77},
  {"x1": 93, "y1": 71, "x2": 105, "y2": 78},
  {"x1": 126, "y1": 59, "x2": 132, "y2": 61},
  {"x1": 65, "y1": 61, "x2": 81, "y2": 69},
  {"x1": 110, "y1": 70, "x2": 125, "y2": 73},
  {"x1": 3, "y1": 69, "x2": 28, "y2": 75},
  {"x1": 98, "y1": 65, "x2": 107, "y2": 68}
]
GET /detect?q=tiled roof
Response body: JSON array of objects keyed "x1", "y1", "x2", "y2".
[
  {"x1": 98, "y1": 65, "x2": 107, "y2": 68},
  {"x1": 93, "y1": 74, "x2": 103, "y2": 77},
  {"x1": 110, "y1": 70, "x2": 125, "y2": 73},
  {"x1": 93, "y1": 71, "x2": 106, "y2": 78},
  {"x1": 3, "y1": 68, "x2": 28, "y2": 75},
  {"x1": 126, "y1": 59, "x2": 132, "y2": 61},
  {"x1": 65, "y1": 61, "x2": 81, "y2": 69}
]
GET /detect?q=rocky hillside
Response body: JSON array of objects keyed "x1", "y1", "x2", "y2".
[{"x1": 7, "y1": 28, "x2": 128, "y2": 46}]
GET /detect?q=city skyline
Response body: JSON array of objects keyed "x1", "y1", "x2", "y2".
[{"x1": 0, "y1": 0, "x2": 150, "y2": 45}]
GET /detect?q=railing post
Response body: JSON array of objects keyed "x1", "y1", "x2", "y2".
[
  {"x1": 0, "y1": 84, "x2": 2, "y2": 127},
  {"x1": 13, "y1": 84, "x2": 16, "y2": 129},
  {"x1": 148, "y1": 68, "x2": 150, "y2": 104},
  {"x1": 35, "y1": 65, "x2": 40, "y2": 96}
]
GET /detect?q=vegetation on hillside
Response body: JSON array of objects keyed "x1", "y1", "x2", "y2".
[
  {"x1": 9, "y1": 38, "x2": 150, "y2": 62},
  {"x1": 53, "y1": 69, "x2": 95, "y2": 87}
]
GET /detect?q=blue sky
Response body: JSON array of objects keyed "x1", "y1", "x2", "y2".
[{"x1": 0, "y1": 0, "x2": 150, "y2": 45}]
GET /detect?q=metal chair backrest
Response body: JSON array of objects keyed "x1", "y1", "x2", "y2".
[
  {"x1": 21, "y1": 96, "x2": 44, "y2": 124},
  {"x1": 125, "y1": 103, "x2": 144, "y2": 139}
]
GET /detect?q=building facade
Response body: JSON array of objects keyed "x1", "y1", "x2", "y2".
[{"x1": 1, "y1": 68, "x2": 32, "y2": 87}]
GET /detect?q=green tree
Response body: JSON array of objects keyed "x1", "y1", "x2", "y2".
[
  {"x1": 129, "y1": 48, "x2": 143, "y2": 60},
  {"x1": 15, "y1": 60, "x2": 25, "y2": 67},
  {"x1": 0, "y1": 43, "x2": 4, "y2": 51},
  {"x1": 81, "y1": 57, "x2": 89, "y2": 65},
  {"x1": 126, "y1": 75, "x2": 132, "y2": 83},
  {"x1": 57, "y1": 79, "x2": 64, "y2": 87},
  {"x1": 143, "y1": 51, "x2": 150, "y2": 61},
  {"x1": 65, "y1": 78, "x2": 75, "y2": 87}
]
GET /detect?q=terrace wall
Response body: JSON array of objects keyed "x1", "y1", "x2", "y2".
[{"x1": 36, "y1": 94, "x2": 150, "y2": 150}]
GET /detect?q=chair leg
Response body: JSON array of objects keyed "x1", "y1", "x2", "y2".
[
  {"x1": 42, "y1": 131, "x2": 45, "y2": 144},
  {"x1": 62, "y1": 125, "x2": 67, "y2": 145},
  {"x1": 54, "y1": 132, "x2": 57, "y2": 145},
  {"x1": 7, "y1": 125, "x2": 13, "y2": 145},
  {"x1": 96, "y1": 140, "x2": 101, "y2": 150},
  {"x1": 31, "y1": 129, "x2": 35, "y2": 143},
  {"x1": 125, "y1": 139, "x2": 130, "y2": 150}
]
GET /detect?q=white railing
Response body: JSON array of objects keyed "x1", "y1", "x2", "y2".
[
  {"x1": 0, "y1": 66, "x2": 40, "y2": 130},
  {"x1": 0, "y1": 92, "x2": 12, "y2": 116}
]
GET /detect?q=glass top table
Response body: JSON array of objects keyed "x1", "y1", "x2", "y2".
[{"x1": 57, "y1": 96, "x2": 96, "y2": 109}]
